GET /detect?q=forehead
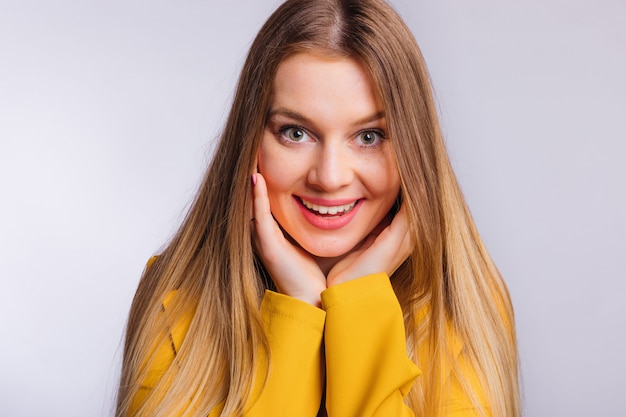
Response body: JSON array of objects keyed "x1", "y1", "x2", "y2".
[{"x1": 270, "y1": 52, "x2": 384, "y2": 123}]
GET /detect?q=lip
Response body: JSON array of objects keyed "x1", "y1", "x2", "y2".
[
  {"x1": 297, "y1": 196, "x2": 359, "y2": 206},
  {"x1": 294, "y1": 195, "x2": 362, "y2": 230}
]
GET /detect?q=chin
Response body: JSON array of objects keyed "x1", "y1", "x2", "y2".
[{"x1": 299, "y1": 239, "x2": 359, "y2": 259}]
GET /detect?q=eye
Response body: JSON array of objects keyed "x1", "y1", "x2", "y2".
[
  {"x1": 357, "y1": 130, "x2": 384, "y2": 146},
  {"x1": 280, "y1": 127, "x2": 310, "y2": 143}
]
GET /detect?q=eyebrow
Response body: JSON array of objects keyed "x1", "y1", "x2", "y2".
[{"x1": 267, "y1": 108, "x2": 386, "y2": 127}]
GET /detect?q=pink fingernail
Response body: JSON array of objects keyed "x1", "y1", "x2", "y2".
[{"x1": 251, "y1": 174, "x2": 257, "y2": 186}]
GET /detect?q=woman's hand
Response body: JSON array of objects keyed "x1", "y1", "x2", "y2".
[
  {"x1": 326, "y1": 204, "x2": 413, "y2": 288},
  {"x1": 251, "y1": 173, "x2": 326, "y2": 307}
]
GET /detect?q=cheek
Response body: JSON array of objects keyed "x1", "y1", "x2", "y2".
[
  {"x1": 258, "y1": 140, "x2": 298, "y2": 200},
  {"x1": 361, "y1": 155, "x2": 401, "y2": 197}
]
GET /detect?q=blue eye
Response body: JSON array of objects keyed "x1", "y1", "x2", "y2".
[
  {"x1": 281, "y1": 127, "x2": 309, "y2": 142},
  {"x1": 357, "y1": 130, "x2": 384, "y2": 146}
]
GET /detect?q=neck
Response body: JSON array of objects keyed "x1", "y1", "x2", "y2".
[{"x1": 313, "y1": 255, "x2": 344, "y2": 277}]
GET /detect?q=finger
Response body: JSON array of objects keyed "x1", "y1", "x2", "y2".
[
  {"x1": 249, "y1": 174, "x2": 255, "y2": 221},
  {"x1": 250, "y1": 160, "x2": 259, "y2": 220},
  {"x1": 385, "y1": 205, "x2": 414, "y2": 274},
  {"x1": 366, "y1": 204, "x2": 412, "y2": 274},
  {"x1": 388, "y1": 204, "x2": 411, "y2": 247},
  {"x1": 252, "y1": 173, "x2": 274, "y2": 232},
  {"x1": 368, "y1": 209, "x2": 393, "y2": 238},
  {"x1": 389, "y1": 204, "x2": 412, "y2": 244},
  {"x1": 251, "y1": 173, "x2": 286, "y2": 262}
]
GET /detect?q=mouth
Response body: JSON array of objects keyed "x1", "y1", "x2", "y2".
[{"x1": 298, "y1": 197, "x2": 359, "y2": 217}]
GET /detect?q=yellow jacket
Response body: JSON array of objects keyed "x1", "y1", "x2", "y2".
[{"x1": 131, "y1": 273, "x2": 489, "y2": 416}]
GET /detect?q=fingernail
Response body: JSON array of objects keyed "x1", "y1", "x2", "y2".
[{"x1": 251, "y1": 174, "x2": 257, "y2": 186}]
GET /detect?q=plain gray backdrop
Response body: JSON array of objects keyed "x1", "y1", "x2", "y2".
[{"x1": 1, "y1": 0, "x2": 624, "y2": 416}]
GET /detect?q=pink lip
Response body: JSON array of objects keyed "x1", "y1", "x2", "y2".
[
  {"x1": 294, "y1": 196, "x2": 362, "y2": 230},
  {"x1": 297, "y1": 196, "x2": 359, "y2": 206}
]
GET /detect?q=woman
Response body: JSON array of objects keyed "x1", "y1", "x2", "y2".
[{"x1": 116, "y1": 0, "x2": 520, "y2": 416}]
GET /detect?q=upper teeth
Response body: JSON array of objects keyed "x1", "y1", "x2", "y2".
[{"x1": 301, "y1": 198, "x2": 357, "y2": 215}]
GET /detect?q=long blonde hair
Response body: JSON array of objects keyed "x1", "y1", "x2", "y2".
[{"x1": 116, "y1": 1, "x2": 520, "y2": 416}]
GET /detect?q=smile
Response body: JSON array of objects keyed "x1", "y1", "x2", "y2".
[
  {"x1": 294, "y1": 196, "x2": 362, "y2": 230},
  {"x1": 299, "y1": 198, "x2": 358, "y2": 216}
]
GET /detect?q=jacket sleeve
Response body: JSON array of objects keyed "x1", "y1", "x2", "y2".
[
  {"x1": 246, "y1": 290, "x2": 326, "y2": 416},
  {"x1": 128, "y1": 292, "x2": 192, "y2": 415},
  {"x1": 321, "y1": 273, "x2": 421, "y2": 417},
  {"x1": 129, "y1": 290, "x2": 326, "y2": 417}
]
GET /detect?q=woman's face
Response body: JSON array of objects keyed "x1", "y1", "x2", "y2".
[{"x1": 258, "y1": 52, "x2": 400, "y2": 260}]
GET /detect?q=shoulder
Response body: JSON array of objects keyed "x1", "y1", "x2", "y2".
[
  {"x1": 161, "y1": 290, "x2": 193, "y2": 355},
  {"x1": 146, "y1": 255, "x2": 159, "y2": 269},
  {"x1": 144, "y1": 256, "x2": 194, "y2": 364},
  {"x1": 414, "y1": 303, "x2": 464, "y2": 363}
]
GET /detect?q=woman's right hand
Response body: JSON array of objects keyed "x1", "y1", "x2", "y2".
[{"x1": 251, "y1": 173, "x2": 327, "y2": 308}]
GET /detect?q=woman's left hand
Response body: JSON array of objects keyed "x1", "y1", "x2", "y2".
[{"x1": 326, "y1": 204, "x2": 413, "y2": 287}]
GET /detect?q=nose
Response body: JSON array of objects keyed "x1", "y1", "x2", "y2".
[{"x1": 307, "y1": 142, "x2": 354, "y2": 191}]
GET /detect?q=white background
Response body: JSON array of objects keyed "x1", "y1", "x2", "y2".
[{"x1": 1, "y1": 1, "x2": 624, "y2": 416}]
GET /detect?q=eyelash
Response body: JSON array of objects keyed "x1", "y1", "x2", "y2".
[
  {"x1": 276, "y1": 125, "x2": 387, "y2": 149},
  {"x1": 356, "y1": 129, "x2": 386, "y2": 149},
  {"x1": 277, "y1": 125, "x2": 311, "y2": 144}
]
